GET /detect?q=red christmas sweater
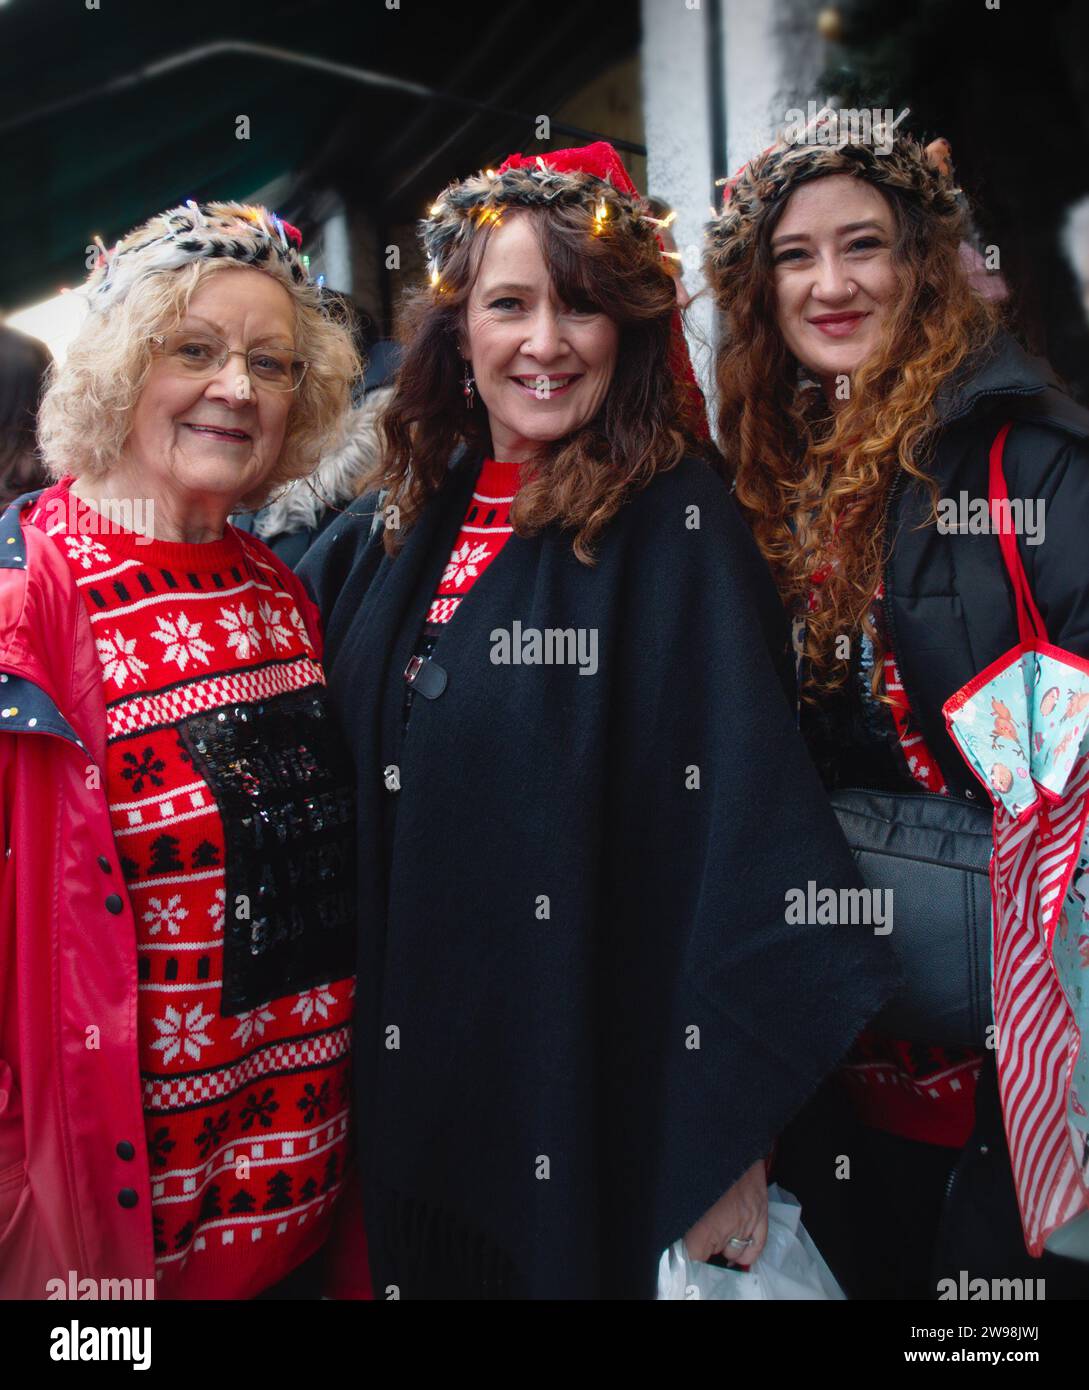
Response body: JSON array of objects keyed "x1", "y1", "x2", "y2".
[
  {"x1": 27, "y1": 480, "x2": 356, "y2": 1298},
  {"x1": 427, "y1": 457, "x2": 524, "y2": 625},
  {"x1": 403, "y1": 458, "x2": 524, "y2": 729}
]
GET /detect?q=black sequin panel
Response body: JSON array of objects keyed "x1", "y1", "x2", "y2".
[{"x1": 178, "y1": 687, "x2": 356, "y2": 1016}]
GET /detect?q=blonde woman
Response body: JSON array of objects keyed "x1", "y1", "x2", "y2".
[{"x1": 0, "y1": 203, "x2": 361, "y2": 1299}]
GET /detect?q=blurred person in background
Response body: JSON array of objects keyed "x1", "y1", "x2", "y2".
[
  {"x1": 1062, "y1": 194, "x2": 1089, "y2": 329},
  {"x1": 233, "y1": 287, "x2": 399, "y2": 567},
  {"x1": 642, "y1": 195, "x2": 692, "y2": 308},
  {"x1": 0, "y1": 323, "x2": 51, "y2": 507}
]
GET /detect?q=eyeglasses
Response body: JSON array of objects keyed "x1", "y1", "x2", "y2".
[{"x1": 150, "y1": 331, "x2": 309, "y2": 392}]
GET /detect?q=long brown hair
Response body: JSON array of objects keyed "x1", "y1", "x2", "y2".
[
  {"x1": 373, "y1": 201, "x2": 711, "y2": 561},
  {"x1": 710, "y1": 172, "x2": 1001, "y2": 700}
]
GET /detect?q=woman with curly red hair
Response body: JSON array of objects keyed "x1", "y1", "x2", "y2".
[
  {"x1": 706, "y1": 117, "x2": 1089, "y2": 1297},
  {"x1": 300, "y1": 142, "x2": 897, "y2": 1299}
]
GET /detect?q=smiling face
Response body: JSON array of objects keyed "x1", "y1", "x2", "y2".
[
  {"x1": 771, "y1": 174, "x2": 901, "y2": 396},
  {"x1": 461, "y1": 211, "x2": 620, "y2": 462},
  {"x1": 121, "y1": 265, "x2": 297, "y2": 510}
]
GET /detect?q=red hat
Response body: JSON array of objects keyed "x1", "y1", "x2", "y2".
[{"x1": 496, "y1": 141, "x2": 640, "y2": 197}]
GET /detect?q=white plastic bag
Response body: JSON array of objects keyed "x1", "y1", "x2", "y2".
[{"x1": 656, "y1": 1183, "x2": 845, "y2": 1300}]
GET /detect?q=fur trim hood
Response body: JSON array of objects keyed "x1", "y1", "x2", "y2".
[{"x1": 252, "y1": 386, "x2": 392, "y2": 540}]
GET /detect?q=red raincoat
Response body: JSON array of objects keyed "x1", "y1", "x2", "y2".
[
  {"x1": 0, "y1": 490, "x2": 370, "y2": 1298},
  {"x1": 0, "y1": 493, "x2": 159, "y2": 1295}
]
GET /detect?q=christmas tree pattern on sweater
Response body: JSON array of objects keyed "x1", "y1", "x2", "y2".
[{"x1": 28, "y1": 482, "x2": 355, "y2": 1299}]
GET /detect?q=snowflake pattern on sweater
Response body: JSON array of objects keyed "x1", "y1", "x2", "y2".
[
  {"x1": 27, "y1": 481, "x2": 355, "y2": 1299},
  {"x1": 425, "y1": 458, "x2": 523, "y2": 626},
  {"x1": 403, "y1": 459, "x2": 524, "y2": 732}
]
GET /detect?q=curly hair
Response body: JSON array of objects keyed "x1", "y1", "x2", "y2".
[
  {"x1": 38, "y1": 259, "x2": 361, "y2": 509},
  {"x1": 374, "y1": 197, "x2": 711, "y2": 562},
  {"x1": 706, "y1": 143, "x2": 1001, "y2": 701}
]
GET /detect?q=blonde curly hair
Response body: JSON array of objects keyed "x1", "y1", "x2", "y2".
[{"x1": 38, "y1": 257, "x2": 361, "y2": 508}]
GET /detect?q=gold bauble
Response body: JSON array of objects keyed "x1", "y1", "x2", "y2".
[{"x1": 816, "y1": 7, "x2": 844, "y2": 42}]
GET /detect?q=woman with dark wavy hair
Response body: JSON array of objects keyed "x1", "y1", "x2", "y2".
[
  {"x1": 706, "y1": 117, "x2": 1089, "y2": 1298},
  {"x1": 300, "y1": 141, "x2": 896, "y2": 1300}
]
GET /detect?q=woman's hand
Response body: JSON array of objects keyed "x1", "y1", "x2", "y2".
[{"x1": 683, "y1": 1159, "x2": 768, "y2": 1267}]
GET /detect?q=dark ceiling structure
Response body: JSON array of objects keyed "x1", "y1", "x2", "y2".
[{"x1": 0, "y1": 0, "x2": 642, "y2": 312}]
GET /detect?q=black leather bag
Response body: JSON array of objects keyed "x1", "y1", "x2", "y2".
[{"x1": 829, "y1": 787, "x2": 994, "y2": 1047}]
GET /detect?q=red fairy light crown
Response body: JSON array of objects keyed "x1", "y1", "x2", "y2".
[{"x1": 419, "y1": 141, "x2": 671, "y2": 281}]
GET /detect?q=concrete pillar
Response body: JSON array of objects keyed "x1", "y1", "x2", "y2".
[
  {"x1": 640, "y1": 0, "x2": 718, "y2": 412},
  {"x1": 722, "y1": 0, "x2": 782, "y2": 176}
]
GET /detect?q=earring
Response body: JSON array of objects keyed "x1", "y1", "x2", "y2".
[{"x1": 462, "y1": 359, "x2": 476, "y2": 409}]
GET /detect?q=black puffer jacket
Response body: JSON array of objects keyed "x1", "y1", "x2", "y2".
[
  {"x1": 805, "y1": 331, "x2": 1089, "y2": 802},
  {"x1": 785, "y1": 333, "x2": 1089, "y2": 1296}
]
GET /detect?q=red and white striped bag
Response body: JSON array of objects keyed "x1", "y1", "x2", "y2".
[{"x1": 943, "y1": 422, "x2": 1089, "y2": 1256}]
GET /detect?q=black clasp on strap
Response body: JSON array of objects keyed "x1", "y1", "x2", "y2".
[{"x1": 403, "y1": 654, "x2": 447, "y2": 700}]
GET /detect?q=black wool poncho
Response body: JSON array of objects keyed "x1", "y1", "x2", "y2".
[{"x1": 299, "y1": 450, "x2": 899, "y2": 1299}]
